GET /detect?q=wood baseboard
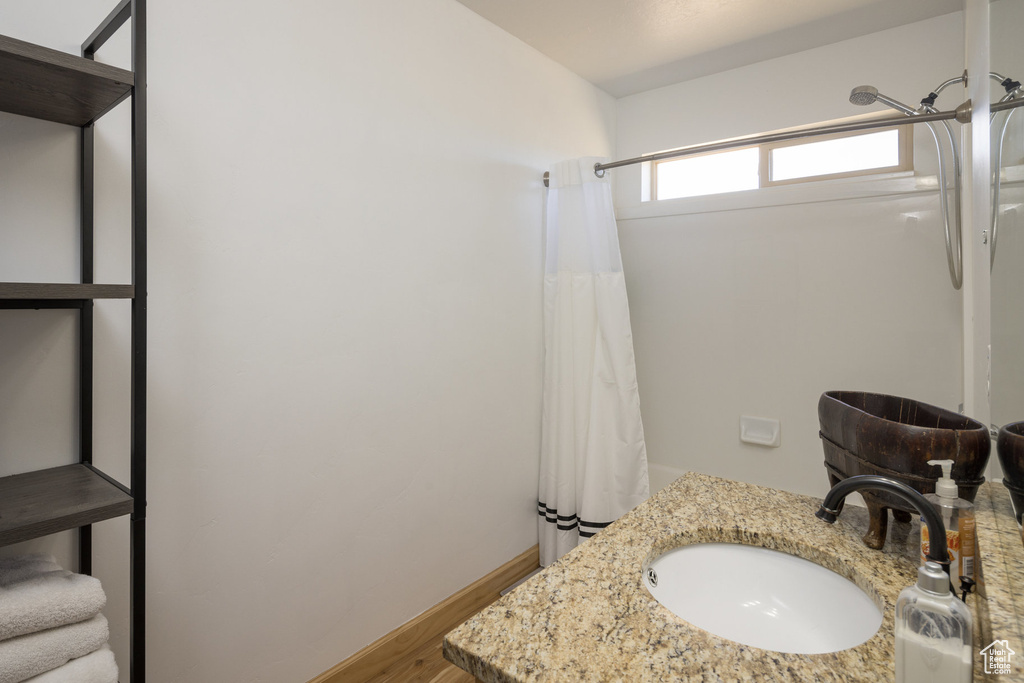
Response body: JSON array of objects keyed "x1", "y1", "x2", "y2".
[{"x1": 308, "y1": 544, "x2": 540, "y2": 683}]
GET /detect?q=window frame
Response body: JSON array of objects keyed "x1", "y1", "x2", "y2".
[
  {"x1": 649, "y1": 144, "x2": 760, "y2": 201},
  {"x1": 761, "y1": 125, "x2": 914, "y2": 187},
  {"x1": 648, "y1": 122, "x2": 914, "y2": 202}
]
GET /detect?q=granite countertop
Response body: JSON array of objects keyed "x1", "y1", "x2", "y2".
[
  {"x1": 444, "y1": 472, "x2": 1024, "y2": 682},
  {"x1": 973, "y1": 482, "x2": 1024, "y2": 680}
]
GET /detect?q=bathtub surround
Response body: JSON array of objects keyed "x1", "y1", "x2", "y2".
[
  {"x1": 614, "y1": 12, "x2": 968, "y2": 499},
  {"x1": 539, "y1": 158, "x2": 649, "y2": 566},
  {"x1": 990, "y1": 0, "x2": 1024, "y2": 434}
]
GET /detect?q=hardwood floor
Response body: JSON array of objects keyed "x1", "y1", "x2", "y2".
[
  {"x1": 366, "y1": 638, "x2": 475, "y2": 683},
  {"x1": 308, "y1": 546, "x2": 538, "y2": 683}
]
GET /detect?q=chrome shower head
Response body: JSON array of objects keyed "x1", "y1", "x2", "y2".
[
  {"x1": 849, "y1": 85, "x2": 918, "y2": 115},
  {"x1": 849, "y1": 85, "x2": 878, "y2": 106}
]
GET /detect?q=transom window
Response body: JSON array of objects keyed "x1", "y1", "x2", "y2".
[{"x1": 649, "y1": 123, "x2": 912, "y2": 202}]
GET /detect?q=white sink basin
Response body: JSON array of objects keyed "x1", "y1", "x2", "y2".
[{"x1": 644, "y1": 543, "x2": 882, "y2": 654}]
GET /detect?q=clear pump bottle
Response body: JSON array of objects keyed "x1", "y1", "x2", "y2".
[
  {"x1": 920, "y1": 459, "x2": 977, "y2": 582},
  {"x1": 895, "y1": 561, "x2": 973, "y2": 683}
]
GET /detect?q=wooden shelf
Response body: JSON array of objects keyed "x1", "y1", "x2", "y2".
[
  {"x1": 0, "y1": 282, "x2": 134, "y2": 300},
  {"x1": 0, "y1": 3, "x2": 147, "y2": 675},
  {"x1": 0, "y1": 464, "x2": 133, "y2": 546},
  {"x1": 0, "y1": 33, "x2": 133, "y2": 126}
]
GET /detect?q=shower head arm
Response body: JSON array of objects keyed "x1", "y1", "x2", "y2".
[
  {"x1": 873, "y1": 92, "x2": 919, "y2": 116},
  {"x1": 932, "y1": 75, "x2": 967, "y2": 97},
  {"x1": 990, "y1": 72, "x2": 1022, "y2": 93},
  {"x1": 922, "y1": 74, "x2": 968, "y2": 110}
]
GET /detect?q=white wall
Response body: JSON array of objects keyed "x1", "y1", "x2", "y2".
[
  {"x1": 0, "y1": 1, "x2": 615, "y2": 680},
  {"x1": 613, "y1": 13, "x2": 969, "y2": 497}
]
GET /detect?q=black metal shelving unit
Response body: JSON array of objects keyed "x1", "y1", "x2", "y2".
[{"x1": 0, "y1": 1, "x2": 146, "y2": 680}]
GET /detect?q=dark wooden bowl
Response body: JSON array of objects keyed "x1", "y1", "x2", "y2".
[
  {"x1": 997, "y1": 421, "x2": 1024, "y2": 523},
  {"x1": 818, "y1": 391, "x2": 991, "y2": 549}
]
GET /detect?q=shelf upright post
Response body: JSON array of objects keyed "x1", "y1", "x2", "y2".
[
  {"x1": 129, "y1": 1, "x2": 147, "y2": 681},
  {"x1": 78, "y1": 62, "x2": 96, "y2": 582},
  {"x1": 81, "y1": 0, "x2": 145, "y2": 677}
]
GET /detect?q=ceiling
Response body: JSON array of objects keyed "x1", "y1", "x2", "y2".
[{"x1": 454, "y1": 0, "x2": 962, "y2": 97}]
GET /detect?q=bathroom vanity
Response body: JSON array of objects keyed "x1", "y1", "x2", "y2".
[{"x1": 443, "y1": 473, "x2": 1024, "y2": 682}]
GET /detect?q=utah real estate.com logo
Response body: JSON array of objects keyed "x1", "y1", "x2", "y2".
[{"x1": 980, "y1": 640, "x2": 1016, "y2": 675}]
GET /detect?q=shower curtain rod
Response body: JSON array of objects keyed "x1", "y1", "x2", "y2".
[
  {"x1": 543, "y1": 99, "x2": 1015, "y2": 187},
  {"x1": 992, "y1": 96, "x2": 1024, "y2": 115}
]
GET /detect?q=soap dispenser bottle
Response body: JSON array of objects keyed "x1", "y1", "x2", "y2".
[
  {"x1": 920, "y1": 459, "x2": 977, "y2": 583},
  {"x1": 895, "y1": 561, "x2": 973, "y2": 683}
]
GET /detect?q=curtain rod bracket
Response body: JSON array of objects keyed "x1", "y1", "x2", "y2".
[{"x1": 955, "y1": 99, "x2": 972, "y2": 124}]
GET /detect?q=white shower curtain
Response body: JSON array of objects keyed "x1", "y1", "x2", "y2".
[{"x1": 538, "y1": 157, "x2": 649, "y2": 567}]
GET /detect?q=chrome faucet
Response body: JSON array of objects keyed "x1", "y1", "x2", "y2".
[{"x1": 816, "y1": 475, "x2": 950, "y2": 572}]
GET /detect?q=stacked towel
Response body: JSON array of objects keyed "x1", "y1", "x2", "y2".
[
  {"x1": 23, "y1": 646, "x2": 118, "y2": 683},
  {"x1": 0, "y1": 555, "x2": 107, "y2": 641},
  {"x1": 0, "y1": 556, "x2": 118, "y2": 683},
  {"x1": 0, "y1": 614, "x2": 108, "y2": 683}
]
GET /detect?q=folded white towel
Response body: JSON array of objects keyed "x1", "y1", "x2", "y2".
[
  {"x1": 22, "y1": 645, "x2": 118, "y2": 683},
  {"x1": 0, "y1": 613, "x2": 109, "y2": 683},
  {"x1": 0, "y1": 555, "x2": 106, "y2": 641},
  {"x1": 0, "y1": 555, "x2": 57, "y2": 584}
]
